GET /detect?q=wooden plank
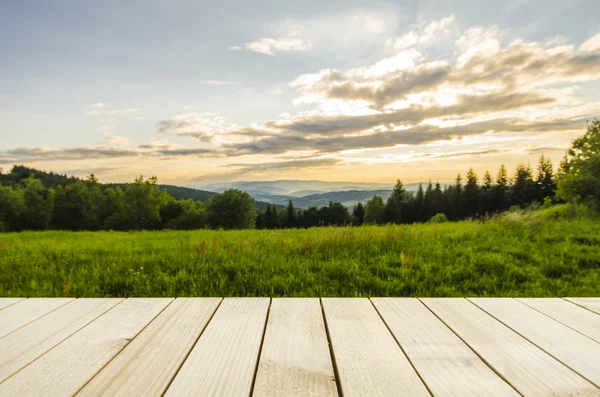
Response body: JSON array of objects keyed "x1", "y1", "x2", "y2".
[
  {"x1": 0, "y1": 298, "x2": 74, "y2": 338},
  {"x1": 252, "y1": 298, "x2": 337, "y2": 397},
  {"x1": 422, "y1": 298, "x2": 600, "y2": 397},
  {"x1": 322, "y1": 298, "x2": 430, "y2": 397},
  {"x1": 0, "y1": 298, "x2": 25, "y2": 311},
  {"x1": 0, "y1": 298, "x2": 172, "y2": 397},
  {"x1": 0, "y1": 298, "x2": 122, "y2": 383},
  {"x1": 518, "y1": 298, "x2": 600, "y2": 343},
  {"x1": 78, "y1": 298, "x2": 221, "y2": 397},
  {"x1": 372, "y1": 298, "x2": 518, "y2": 397},
  {"x1": 470, "y1": 298, "x2": 600, "y2": 388},
  {"x1": 164, "y1": 298, "x2": 270, "y2": 397},
  {"x1": 565, "y1": 298, "x2": 600, "y2": 315}
]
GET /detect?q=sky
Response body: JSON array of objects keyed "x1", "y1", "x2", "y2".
[{"x1": 1, "y1": 0, "x2": 600, "y2": 186}]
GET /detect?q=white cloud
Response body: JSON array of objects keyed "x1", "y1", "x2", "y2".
[
  {"x1": 233, "y1": 32, "x2": 312, "y2": 56},
  {"x1": 579, "y1": 32, "x2": 600, "y2": 52},
  {"x1": 454, "y1": 26, "x2": 501, "y2": 66},
  {"x1": 198, "y1": 80, "x2": 240, "y2": 85},
  {"x1": 359, "y1": 49, "x2": 424, "y2": 77},
  {"x1": 105, "y1": 135, "x2": 132, "y2": 147},
  {"x1": 88, "y1": 102, "x2": 105, "y2": 108},
  {"x1": 386, "y1": 14, "x2": 456, "y2": 49},
  {"x1": 136, "y1": 117, "x2": 145, "y2": 120},
  {"x1": 86, "y1": 108, "x2": 139, "y2": 115},
  {"x1": 229, "y1": 45, "x2": 243, "y2": 51}
]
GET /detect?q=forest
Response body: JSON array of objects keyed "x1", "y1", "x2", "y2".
[{"x1": 0, "y1": 120, "x2": 599, "y2": 232}]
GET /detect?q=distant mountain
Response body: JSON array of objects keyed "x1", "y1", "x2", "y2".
[
  {"x1": 198, "y1": 180, "x2": 396, "y2": 196},
  {"x1": 197, "y1": 180, "x2": 424, "y2": 209},
  {"x1": 292, "y1": 190, "x2": 393, "y2": 209}
]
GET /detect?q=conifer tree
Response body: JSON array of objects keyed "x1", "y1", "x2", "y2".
[
  {"x1": 353, "y1": 202, "x2": 365, "y2": 225},
  {"x1": 463, "y1": 168, "x2": 481, "y2": 218},
  {"x1": 536, "y1": 154, "x2": 555, "y2": 202},
  {"x1": 384, "y1": 179, "x2": 406, "y2": 224}
]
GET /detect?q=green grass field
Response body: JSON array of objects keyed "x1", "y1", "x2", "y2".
[{"x1": 1, "y1": 206, "x2": 599, "y2": 297}]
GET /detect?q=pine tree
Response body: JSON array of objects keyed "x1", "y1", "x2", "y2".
[
  {"x1": 415, "y1": 183, "x2": 425, "y2": 222},
  {"x1": 536, "y1": 154, "x2": 555, "y2": 202},
  {"x1": 492, "y1": 164, "x2": 509, "y2": 213},
  {"x1": 463, "y1": 168, "x2": 481, "y2": 218},
  {"x1": 482, "y1": 170, "x2": 493, "y2": 214},
  {"x1": 353, "y1": 202, "x2": 365, "y2": 225},
  {"x1": 264, "y1": 204, "x2": 276, "y2": 229},
  {"x1": 512, "y1": 163, "x2": 536, "y2": 207},
  {"x1": 286, "y1": 200, "x2": 296, "y2": 228},
  {"x1": 450, "y1": 174, "x2": 463, "y2": 220},
  {"x1": 424, "y1": 180, "x2": 434, "y2": 221},
  {"x1": 384, "y1": 179, "x2": 406, "y2": 224}
]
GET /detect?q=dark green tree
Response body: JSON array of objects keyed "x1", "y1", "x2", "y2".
[
  {"x1": 21, "y1": 177, "x2": 53, "y2": 230},
  {"x1": 51, "y1": 183, "x2": 86, "y2": 230},
  {"x1": 384, "y1": 179, "x2": 406, "y2": 224},
  {"x1": 414, "y1": 183, "x2": 425, "y2": 222},
  {"x1": 285, "y1": 200, "x2": 297, "y2": 228},
  {"x1": 463, "y1": 168, "x2": 481, "y2": 218},
  {"x1": 353, "y1": 202, "x2": 365, "y2": 225},
  {"x1": 298, "y1": 206, "x2": 320, "y2": 228},
  {"x1": 558, "y1": 120, "x2": 600, "y2": 209},
  {"x1": 482, "y1": 170, "x2": 493, "y2": 214},
  {"x1": 0, "y1": 184, "x2": 24, "y2": 231},
  {"x1": 511, "y1": 163, "x2": 536, "y2": 207},
  {"x1": 122, "y1": 176, "x2": 169, "y2": 230},
  {"x1": 536, "y1": 154, "x2": 555, "y2": 202},
  {"x1": 492, "y1": 164, "x2": 510, "y2": 213},
  {"x1": 208, "y1": 188, "x2": 257, "y2": 230},
  {"x1": 364, "y1": 195, "x2": 385, "y2": 224}
]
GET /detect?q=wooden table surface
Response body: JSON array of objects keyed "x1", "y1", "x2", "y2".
[{"x1": 0, "y1": 297, "x2": 599, "y2": 397}]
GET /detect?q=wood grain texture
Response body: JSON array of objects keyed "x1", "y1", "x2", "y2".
[
  {"x1": 518, "y1": 298, "x2": 600, "y2": 343},
  {"x1": 0, "y1": 298, "x2": 122, "y2": 383},
  {"x1": 78, "y1": 298, "x2": 221, "y2": 397},
  {"x1": 252, "y1": 298, "x2": 337, "y2": 397},
  {"x1": 165, "y1": 298, "x2": 270, "y2": 397},
  {"x1": 0, "y1": 298, "x2": 172, "y2": 397},
  {"x1": 372, "y1": 298, "x2": 518, "y2": 397},
  {"x1": 0, "y1": 298, "x2": 25, "y2": 311},
  {"x1": 0, "y1": 298, "x2": 74, "y2": 338},
  {"x1": 422, "y1": 298, "x2": 600, "y2": 397},
  {"x1": 322, "y1": 298, "x2": 430, "y2": 397},
  {"x1": 565, "y1": 298, "x2": 600, "y2": 315},
  {"x1": 470, "y1": 298, "x2": 600, "y2": 388}
]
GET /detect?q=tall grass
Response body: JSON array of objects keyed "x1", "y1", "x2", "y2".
[{"x1": 1, "y1": 205, "x2": 598, "y2": 297}]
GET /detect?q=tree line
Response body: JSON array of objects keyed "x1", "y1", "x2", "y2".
[
  {"x1": 1, "y1": 120, "x2": 598, "y2": 231},
  {"x1": 257, "y1": 154, "x2": 556, "y2": 228},
  {"x1": 0, "y1": 173, "x2": 258, "y2": 232}
]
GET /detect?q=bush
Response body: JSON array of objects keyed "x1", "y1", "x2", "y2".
[{"x1": 429, "y1": 213, "x2": 448, "y2": 223}]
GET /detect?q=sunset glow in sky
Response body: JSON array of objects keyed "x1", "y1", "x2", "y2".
[{"x1": 1, "y1": 0, "x2": 600, "y2": 185}]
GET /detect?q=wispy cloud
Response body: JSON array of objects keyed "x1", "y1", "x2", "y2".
[
  {"x1": 580, "y1": 32, "x2": 600, "y2": 52},
  {"x1": 88, "y1": 102, "x2": 105, "y2": 108},
  {"x1": 86, "y1": 108, "x2": 139, "y2": 116},
  {"x1": 231, "y1": 32, "x2": 312, "y2": 56},
  {"x1": 386, "y1": 14, "x2": 456, "y2": 49},
  {"x1": 104, "y1": 135, "x2": 132, "y2": 147},
  {"x1": 198, "y1": 80, "x2": 240, "y2": 85},
  {"x1": 0, "y1": 147, "x2": 141, "y2": 163}
]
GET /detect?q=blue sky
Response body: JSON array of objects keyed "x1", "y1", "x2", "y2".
[{"x1": 1, "y1": 0, "x2": 600, "y2": 185}]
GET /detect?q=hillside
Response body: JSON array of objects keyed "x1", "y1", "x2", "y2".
[{"x1": 0, "y1": 166, "x2": 280, "y2": 210}]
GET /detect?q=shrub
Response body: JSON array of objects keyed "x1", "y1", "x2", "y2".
[{"x1": 429, "y1": 213, "x2": 448, "y2": 223}]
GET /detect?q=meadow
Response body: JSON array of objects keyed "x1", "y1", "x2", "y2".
[{"x1": 1, "y1": 205, "x2": 599, "y2": 298}]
